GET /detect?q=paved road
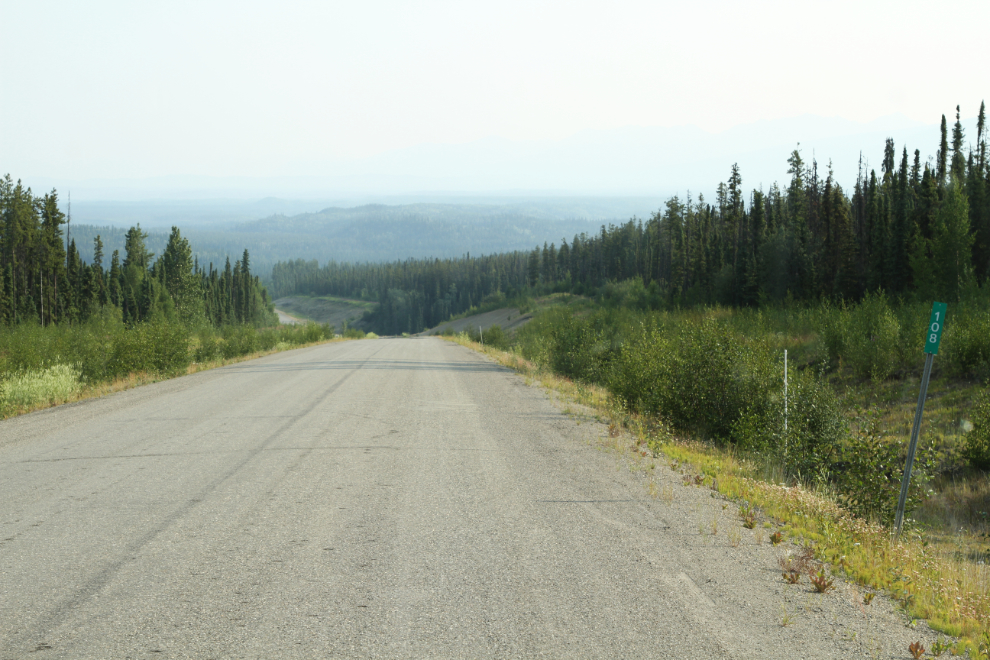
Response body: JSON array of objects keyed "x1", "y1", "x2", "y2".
[{"x1": 0, "y1": 338, "x2": 934, "y2": 658}]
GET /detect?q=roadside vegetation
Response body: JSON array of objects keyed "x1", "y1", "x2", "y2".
[
  {"x1": 0, "y1": 313, "x2": 337, "y2": 418},
  {"x1": 0, "y1": 177, "x2": 347, "y2": 418},
  {"x1": 447, "y1": 288, "x2": 990, "y2": 653}
]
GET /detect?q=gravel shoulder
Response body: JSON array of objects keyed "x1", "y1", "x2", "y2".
[{"x1": 0, "y1": 338, "x2": 938, "y2": 658}]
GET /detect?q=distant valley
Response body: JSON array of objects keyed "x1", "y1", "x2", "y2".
[{"x1": 65, "y1": 200, "x2": 649, "y2": 278}]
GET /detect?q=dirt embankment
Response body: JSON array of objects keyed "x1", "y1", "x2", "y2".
[
  {"x1": 422, "y1": 307, "x2": 533, "y2": 336},
  {"x1": 274, "y1": 296, "x2": 374, "y2": 330}
]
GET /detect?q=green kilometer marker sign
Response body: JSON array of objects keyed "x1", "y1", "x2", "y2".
[
  {"x1": 924, "y1": 302, "x2": 947, "y2": 355},
  {"x1": 895, "y1": 301, "x2": 947, "y2": 538}
]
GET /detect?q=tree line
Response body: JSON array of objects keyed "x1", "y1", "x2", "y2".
[
  {"x1": 270, "y1": 254, "x2": 529, "y2": 335},
  {"x1": 0, "y1": 175, "x2": 276, "y2": 328},
  {"x1": 270, "y1": 104, "x2": 990, "y2": 334}
]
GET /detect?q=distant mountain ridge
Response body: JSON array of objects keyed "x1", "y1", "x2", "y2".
[{"x1": 67, "y1": 202, "x2": 616, "y2": 279}]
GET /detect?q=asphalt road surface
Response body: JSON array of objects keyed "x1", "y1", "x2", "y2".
[{"x1": 0, "y1": 338, "x2": 935, "y2": 658}]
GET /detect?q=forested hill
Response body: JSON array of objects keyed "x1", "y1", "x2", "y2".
[
  {"x1": 271, "y1": 104, "x2": 990, "y2": 335},
  {"x1": 65, "y1": 202, "x2": 615, "y2": 276},
  {"x1": 238, "y1": 203, "x2": 603, "y2": 263}
]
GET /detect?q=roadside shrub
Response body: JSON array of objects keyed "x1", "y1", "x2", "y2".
[
  {"x1": 255, "y1": 328, "x2": 279, "y2": 352},
  {"x1": 732, "y1": 367, "x2": 844, "y2": 476},
  {"x1": 0, "y1": 315, "x2": 336, "y2": 410},
  {"x1": 0, "y1": 364, "x2": 83, "y2": 411},
  {"x1": 651, "y1": 319, "x2": 764, "y2": 440},
  {"x1": 469, "y1": 324, "x2": 509, "y2": 350},
  {"x1": 815, "y1": 293, "x2": 908, "y2": 381},
  {"x1": 194, "y1": 328, "x2": 223, "y2": 362},
  {"x1": 485, "y1": 324, "x2": 509, "y2": 349},
  {"x1": 513, "y1": 303, "x2": 845, "y2": 477},
  {"x1": 0, "y1": 322, "x2": 66, "y2": 375},
  {"x1": 221, "y1": 325, "x2": 258, "y2": 358},
  {"x1": 834, "y1": 416, "x2": 936, "y2": 525},
  {"x1": 111, "y1": 321, "x2": 191, "y2": 376},
  {"x1": 529, "y1": 307, "x2": 630, "y2": 383},
  {"x1": 815, "y1": 300, "x2": 849, "y2": 370},
  {"x1": 943, "y1": 308, "x2": 990, "y2": 380},
  {"x1": 69, "y1": 309, "x2": 125, "y2": 382},
  {"x1": 142, "y1": 321, "x2": 191, "y2": 375},
  {"x1": 846, "y1": 292, "x2": 902, "y2": 381},
  {"x1": 787, "y1": 369, "x2": 844, "y2": 473},
  {"x1": 280, "y1": 322, "x2": 331, "y2": 344},
  {"x1": 601, "y1": 278, "x2": 656, "y2": 311},
  {"x1": 964, "y1": 388, "x2": 990, "y2": 470}
]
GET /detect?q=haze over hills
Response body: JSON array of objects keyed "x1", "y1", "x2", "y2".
[
  {"x1": 66, "y1": 202, "x2": 617, "y2": 278},
  {"x1": 36, "y1": 113, "x2": 970, "y2": 204},
  {"x1": 50, "y1": 112, "x2": 979, "y2": 279}
]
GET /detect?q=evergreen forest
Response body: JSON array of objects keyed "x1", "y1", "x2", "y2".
[
  {"x1": 271, "y1": 105, "x2": 990, "y2": 336},
  {"x1": 0, "y1": 174, "x2": 275, "y2": 329},
  {"x1": 0, "y1": 177, "x2": 341, "y2": 417}
]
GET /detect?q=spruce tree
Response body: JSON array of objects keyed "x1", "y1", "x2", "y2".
[
  {"x1": 937, "y1": 115, "x2": 949, "y2": 187},
  {"x1": 951, "y1": 105, "x2": 967, "y2": 182},
  {"x1": 892, "y1": 148, "x2": 912, "y2": 291},
  {"x1": 931, "y1": 179, "x2": 974, "y2": 301},
  {"x1": 527, "y1": 248, "x2": 539, "y2": 287},
  {"x1": 971, "y1": 101, "x2": 989, "y2": 280},
  {"x1": 161, "y1": 226, "x2": 202, "y2": 323},
  {"x1": 833, "y1": 183, "x2": 859, "y2": 299},
  {"x1": 39, "y1": 191, "x2": 66, "y2": 324},
  {"x1": 109, "y1": 250, "x2": 122, "y2": 308}
]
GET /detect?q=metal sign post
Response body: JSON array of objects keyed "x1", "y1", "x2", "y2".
[
  {"x1": 893, "y1": 301, "x2": 946, "y2": 539},
  {"x1": 784, "y1": 348, "x2": 787, "y2": 436}
]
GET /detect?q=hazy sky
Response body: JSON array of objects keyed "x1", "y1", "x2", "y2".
[{"x1": 3, "y1": 0, "x2": 988, "y2": 182}]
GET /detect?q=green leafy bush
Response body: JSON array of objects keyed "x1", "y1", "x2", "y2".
[
  {"x1": 834, "y1": 420, "x2": 935, "y2": 525},
  {"x1": 69, "y1": 309, "x2": 126, "y2": 382},
  {"x1": 816, "y1": 300, "x2": 849, "y2": 370},
  {"x1": 835, "y1": 430, "x2": 905, "y2": 523},
  {"x1": 468, "y1": 324, "x2": 509, "y2": 350},
  {"x1": 943, "y1": 309, "x2": 990, "y2": 380},
  {"x1": 194, "y1": 328, "x2": 224, "y2": 362},
  {"x1": 964, "y1": 388, "x2": 990, "y2": 470},
  {"x1": 220, "y1": 325, "x2": 259, "y2": 358},
  {"x1": 107, "y1": 320, "x2": 191, "y2": 376},
  {"x1": 614, "y1": 318, "x2": 758, "y2": 441},
  {"x1": 734, "y1": 368, "x2": 845, "y2": 476},
  {"x1": 815, "y1": 293, "x2": 908, "y2": 381},
  {"x1": 846, "y1": 292, "x2": 903, "y2": 381},
  {"x1": 601, "y1": 278, "x2": 656, "y2": 311},
  {"x1": 521, "y1": 307, "x2": 631, "y2": 384},
  {"x1": 516, "y1": 305, "x2": 844, "y2": 465}
]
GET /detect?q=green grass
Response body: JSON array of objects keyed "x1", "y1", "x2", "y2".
[{"x1": 0, "y1": 364, "x2": 83, "y2": 410}]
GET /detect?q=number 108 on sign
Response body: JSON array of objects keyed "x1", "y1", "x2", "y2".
[{"x1": 924, "y1": 302, "x2": 947, "y2": 355}]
